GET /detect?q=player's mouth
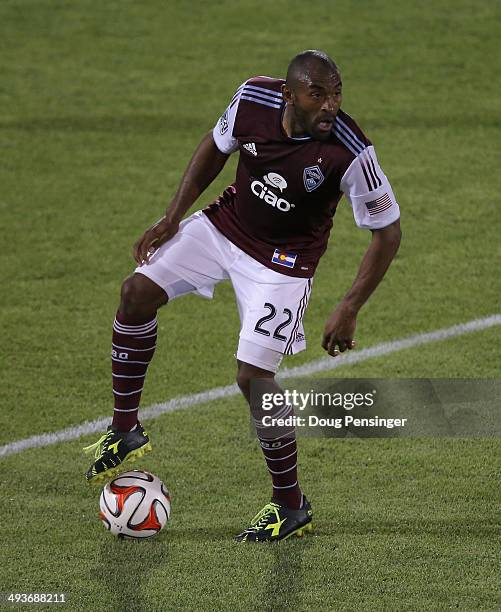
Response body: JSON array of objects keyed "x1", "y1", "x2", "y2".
[{"x1": 316, "y1": 118, "x2": 334, "y2": 132}]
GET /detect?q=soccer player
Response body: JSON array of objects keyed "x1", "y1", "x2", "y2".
[{"x1": 84, "y1": 50, "x2": 401, "y2": 541}]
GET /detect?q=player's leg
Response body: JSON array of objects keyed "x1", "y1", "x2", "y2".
[
  {"x1": 229, "y1": 254, "x2": 313, "y2": 540},
  {"x1": 234, "y1": 357, "x2": 313, "y2": 542},
  {"x1": 236, "y1": 359, "x2": 302, "y2": 509},
  {"x1": 83, "y1": 274, "x2": 167, "y2": 484},
  {"x1": 84, "y1": 211, "x2": 231, "y2": 483},
  {"x1": 111, "y1": 273, "x2": 168, "y2": 431}
]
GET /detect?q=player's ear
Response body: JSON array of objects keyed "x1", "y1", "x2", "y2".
[{"x1": 281, "y1": 83, "x2": 294, "y2": 105}]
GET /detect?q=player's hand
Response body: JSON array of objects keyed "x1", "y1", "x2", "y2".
[
  {"x1": 322, "y1": 302, "x2": 357, "y2": 357},
  {"x1": 133, "y1": 216, "x2": 180, "y2": 265}
]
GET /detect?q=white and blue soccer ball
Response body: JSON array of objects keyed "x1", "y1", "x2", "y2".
[{"x1": 99, "y1": 470, "x2": 171, "y2": 539}]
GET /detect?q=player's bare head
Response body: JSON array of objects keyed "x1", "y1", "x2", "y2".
[
  {"x1": 283, "y1": 50, "x2": 342, "y2": 141},
  {"x1": 286, "y1": 50, "x2": 340, "y2": 90}
]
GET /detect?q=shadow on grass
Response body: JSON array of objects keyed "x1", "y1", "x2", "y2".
[
  {"x1": 91, "y1": 536, "x2": 168, "y2": 612},
  {"x1": 257, "y1": 537, "x2": 314, "y2": 612}
]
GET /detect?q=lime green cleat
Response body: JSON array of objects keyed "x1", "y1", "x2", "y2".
[
  {"x1": 235, "y1": 497, "x2": 314, "y2": 542},
  {"x1": 83, "y1": 423, "x2": 152, "y2": 484}
]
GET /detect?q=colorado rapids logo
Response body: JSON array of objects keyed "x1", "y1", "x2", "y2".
[{"x1": 303, "y1": 165, "x2": 324, "y2": 192}]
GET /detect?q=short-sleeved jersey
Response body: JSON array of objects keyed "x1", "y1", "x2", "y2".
[{"x1": 203, "y1": 76, "x2": 400, "y2": 278}]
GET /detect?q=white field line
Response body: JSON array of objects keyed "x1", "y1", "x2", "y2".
[{"x1": 1, "y1": 314, "x2": 500, "y2": 458}]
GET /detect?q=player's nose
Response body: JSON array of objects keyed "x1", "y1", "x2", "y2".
[{"x1": 322, "y1": 94, "x2": 340, "y2": 114}]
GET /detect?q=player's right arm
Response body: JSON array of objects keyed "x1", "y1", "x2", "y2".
[
  {"x1": 134, "y1": 81, "x2": 245, "y2": 265},
  {"x1": 133, "y1": 132, "x2": 231, "y2": 264}
]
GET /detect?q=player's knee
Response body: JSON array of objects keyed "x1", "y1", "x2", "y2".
[
  {"x1": 236, "y1": 363, "x2": 274, "y2": 396},
  {"x1": 236, "y1": 369, "x2": 250, "y2": 395},
  {"x1": 119, "y1": 274, "x2": 167, "y2": 318}
]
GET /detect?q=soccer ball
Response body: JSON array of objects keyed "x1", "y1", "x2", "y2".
[{"x1": 99, "y1": 470, "x2": 171, "y2": 539}]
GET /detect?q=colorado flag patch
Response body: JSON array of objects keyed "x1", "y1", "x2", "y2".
[{"x1": 272, "y1": 249, "x2": 297, "y2": 268}]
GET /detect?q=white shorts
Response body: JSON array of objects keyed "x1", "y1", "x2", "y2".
[{"x1": 135, "y1": 211, "x2": 313, "y2": 372}]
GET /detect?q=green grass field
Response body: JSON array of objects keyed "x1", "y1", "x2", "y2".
[{"x1": 1, "y1": 0, "x2": 500, "y2": 610}]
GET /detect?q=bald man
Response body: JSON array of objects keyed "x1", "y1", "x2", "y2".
[{"x1": 84, "y1": 50, "x2": 401, "y2": 542}]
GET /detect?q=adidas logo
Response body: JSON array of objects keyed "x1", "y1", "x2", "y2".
[{"x1": 243, "y1": 142, "x2": 257, "y2": 156}]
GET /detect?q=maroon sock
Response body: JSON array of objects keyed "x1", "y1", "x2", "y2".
[
  {"x1": 253, "y1": 403, "x2": 302, "y2": 509},
  {"x1": 111, "y1": 311, "x2": 157, "y2": 431}
]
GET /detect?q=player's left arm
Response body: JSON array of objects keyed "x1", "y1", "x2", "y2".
[
  {"x1": 322, "y1": 145, "x2": 402, "y2": 356},
  {"x1": 322, "y1": 219, "x2": 401, "y2": 356}
]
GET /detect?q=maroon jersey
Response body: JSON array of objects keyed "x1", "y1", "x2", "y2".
[{"x1": 205, "y1": 76, "x2": 396, "y2": 278}]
